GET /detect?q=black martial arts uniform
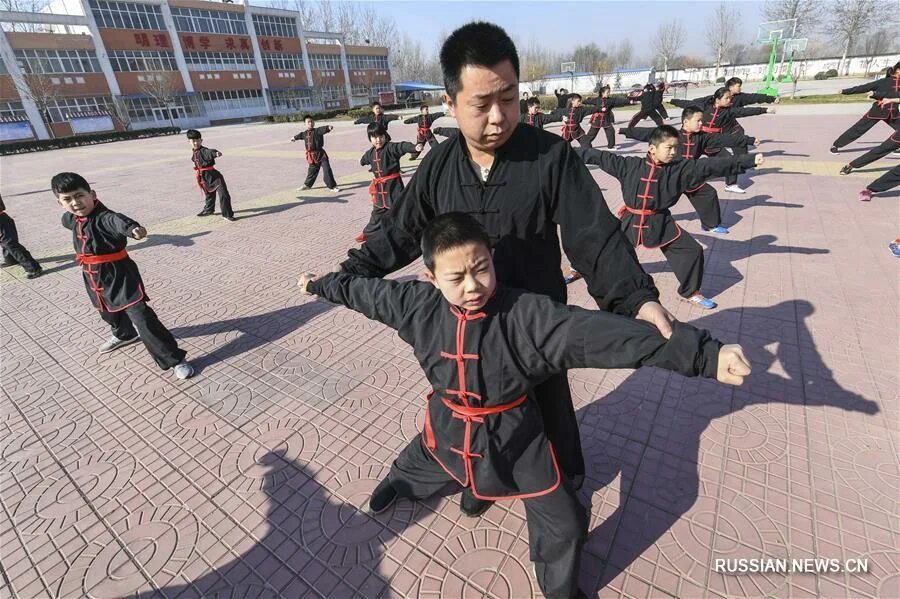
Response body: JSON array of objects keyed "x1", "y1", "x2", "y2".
[
  {"x1": 685, "y1": 91, "x2": 776, "y2": 111},
  {"x1": 849, "y1": 130, "x2": 900, "y2": 169},
  {"x1": 404, "y1": 111, "x2": 445, "y2": 159},
  {"x1": 867, "y1": 164, "x2": 900, "y2": 194},
  {"x1": 359, "y1": 141, "x2": 418, "y2": 236},
  {"x1": 63, "y1": 203, "x2": 186, "y2": 370},
  {"x1": 622, "y1": 126, "x2": 755, "y2": 228},
  {"x1": 308, "y1": 271, "x2": 723, "y2": 599},
  {"x1": 354, "y1": 112, "x2": 400, "y2": 141},
  {"x1": 671, "y1": 97, "x2": 768, "y2": 185},
  {"x1": 583, "y1": 94, "x2": 632, "y2": 148},
  {"x1": 0, "y1": 196, "x2": 40, "y2": 275},
  {"x1": 580, "y1": 148, "x2": 757, "y2": 298},
  {"x1": 293, "y1": 125, "x2": 338, "y2": 190},
  {"x1": 558, "y1": 104, "x2": 594, "y2": 148},
  {"x1": 654, "y1": 83, "x2": 669, "y2": 119},
  {"x1": 520, "y1": 110, "x2": 563, "y2": 130},
  {"x1": 832, "y1": 73, "x2": 900, "y2": 149},
  {"x1": 627, "y1": 87, "x2": 665, "y2": 129},
  {"x1": 340, "y1": 123, "x2": 661, "y2": 491},
  {"x1": 191, "y1": 146, "x2": 233, "y2": 218},
  {"x1": 432, "y1": 127, "x2": 460, "y2": 140},
  {"x1": 554, "y1": 89, "x2": 574, "y2": 110}
]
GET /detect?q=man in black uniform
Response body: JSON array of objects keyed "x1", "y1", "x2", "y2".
[
  {"x1": 300, "y1": 212, "x2": 751, "y2": 599},
  {"x1": 51, "y1": 172, "x2": 194, "y2": 379},
  {"x1": 627, "y1": 83, "x2": 666, "y2": 128},
  {"x1": 0, "y1": 196, "x2": 42, "y2": 279},
  {"x1": 291, "y1": 115, "x2": 341, "y2": 192},
  {"x1": 187, "y1": 129, "x2": 235, "y2": 221},
  {"x1": 335, "y1": 21, "x2": 675, "y2": 519}
]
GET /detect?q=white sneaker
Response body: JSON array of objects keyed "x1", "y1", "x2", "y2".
[
  {"x1": 98, "y1": 335, "x2": 140, "y2": 354},
  {"x1": 610, "y1": 145, "x2": 619, "y2": 150},
  {"x1": 331, "y1": 187, "x2": 342, "y2": 193},
  {"x1": 724, "y1": 185, "x2": 746, "y2": 194},
  {"x1": 173, "y1": 362, "x2": 195, "y2": 380}
]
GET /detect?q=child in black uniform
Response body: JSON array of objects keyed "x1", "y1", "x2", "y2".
[
  {"x1": 0, "y1": 195, "x2": 42, "y2": 278},
  {"x1": 187, "y1": 129, "x2": 235, "y2": 221},
  {"x1": 52, "y1": 172, "x2": 194, "y2": 379},
  {"x1": 300, "y1": 212, "x2": 750, "y2": 599}
]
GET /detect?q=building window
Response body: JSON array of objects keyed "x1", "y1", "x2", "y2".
[
  {"x1": 171, "y1": 7, "x2": 247, "y2": 35},
  {"x1": 269, "y1": 88, "x2": 312, "y2": 111},
  {"x1": 90, "y1": 1, "x2": 166, "y2": 30},
  {"x1": 347, "y1": 54, "x2": 389, "y2": 70},
  {"x1": 14, "y1": 49, "x2": 101, "y2": 74},
  {"x1": 318, "y1": 85, "x2": 344, "y2": 101},
  {"x1": 200, "y1": 88, "x2": 264, "y2": 111},
  {"x1": 251, "y1": 14, "x2": 295, "y2": 38},
  {"x1": 262, "y1": 53, "x2": 304, "y2": 70},
  {"x1": 309, "y1": 53, "x2": 341, "y2": 71},
  {"x1": 0, "y1": 101, "x2": 27, "y2": 119},
  {"x1": 44, "y1": 96, "x2": 112, "y2": 122},
  {"x1": 370, "y1": 82, "x2": 391, "y2": 94},
  {"x1": 124, "y1": 95, "x2": 201, "y2": 122},
  {"x1": 183, "y1": 52, "x2": 255, "y2": 71},
  {"x1": 108, "y1": 50, "x2": 177, "y2": 72}
]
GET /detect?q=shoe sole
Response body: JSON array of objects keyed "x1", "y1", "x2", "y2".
[
  {"x1": 460, "y1": 499, "x2": 493, "y2": 518},
  {"x1": 98, "y1": 337, "x2": 141, "y2": 354},
  {"x1": 367, "y1": 494, "x2": 398, "y2": 515}
]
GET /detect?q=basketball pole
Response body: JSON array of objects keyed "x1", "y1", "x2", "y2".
[{"x1": 758, "y1": 40, "x2": 780, "y2": 96}]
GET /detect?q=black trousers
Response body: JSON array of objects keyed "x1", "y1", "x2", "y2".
[
  {"x1": 660, "y1": 232, "x2": 705, "y2": 298},
  {"x1": 627, "y1": 109, "x2": 664, "y2": 129},
  {"x1": 584, "y1": 124, "x2": 616, "y2": 148},
  {"x1": 202, "y1": 180, "x2": 233, "y2": 218},
  {"x1": 304, "y1": 156, "x2": 338, "y2": 189},
  {"x1": 410, "y1": 130, "x2": 438, "y2": 159},
  {"x1": 389, "y1": 435, "x2": 589, "y2": 599},
  {"x1": 564, "y1": 127, "x2": 591, "y2": 149},
  {"x1": 657, "y1": 104, "x2": 669, "y2": 119},
  {"x1": 867, "y1": 164, "x2": 900, "y2": 194},
  {"x1": 363, "y1": 206, "x2": 388, "y2": 235},
  {"x1": 725, "y1": 145, "x2": 748, "y2": 185},
  {"x1": 685, "y1": 184, "x2": 722, "y2": 229},
  {"x1": 0, "y1": 213, "x2": 40, "y2": 274},
  {"x1": 850, "y1": 135, "x2": 900, "y2": 169},
  {"x1": 832, "y1": 116, "x2": 898, "y2": 149},
  {"x1": 99, "y1": 301, "x2": 186, "y2": 370}
]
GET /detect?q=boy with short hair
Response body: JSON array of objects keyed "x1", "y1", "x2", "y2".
[
  {"x1": 583, "y1": 85, "x2": 633, "y2": 149},
  {"x1": 519, "y1": 96, "x2": 562, "y2": 129},
  {"x1": 621, "y1": 106, "x2": 759, "y2": 233},
  {"x1": 51, "y1": 172, "x2": 194, "y2": 379},
  {"x1": 830, "y1": 62, "x2": 900, "y2": 154},
  {"x1": 291, "y1": 115, "x2": 341, "y2": 192},
  {"x1": 404, "y1": 104, "x2": 445, "y2": 159},
  {"x1": 0, "y1": 195, "x2": 42, "y2": 279},
  {"x1": 558, "y1": 93, "x2": 594, "y2": 148},
  {"x1": 353, "y1": 101, "x2": 399, "y2": 140},
  {"x1": 579, "y1": 125, "x2": 764, "y2": 309},
  {"x1": 356, "y1": 123, "x2": 421, "y2": 243},
  {"x1": 299, "y1": 212, "x2": 751, "y2": 599},
  {"x1": 626, "y1": 83, "x2": 666, "y2": 129},
  {"x1": 187, "y1": 129, "x2": 235, "y2": 221}
]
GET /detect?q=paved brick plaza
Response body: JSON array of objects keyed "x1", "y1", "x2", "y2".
[{"x1": 1, "y1": 107, "x2": 898, "y2": 598}]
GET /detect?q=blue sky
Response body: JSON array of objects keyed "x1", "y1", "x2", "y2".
[{"x1": 384, "y1": 0, "x2": 769, "y2": 62}]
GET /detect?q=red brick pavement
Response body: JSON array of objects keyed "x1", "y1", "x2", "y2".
[{"x1": 1, "y1": 109, "x2": 897, "y2": 598}]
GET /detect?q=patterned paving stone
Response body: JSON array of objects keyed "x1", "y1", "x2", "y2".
[{"x1": 1, "y1": 110, "x2": 896, "y2": 598}]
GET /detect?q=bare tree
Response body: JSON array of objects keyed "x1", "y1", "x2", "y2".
[
  {"x1": 652, "y1": 18, "x2": 686, "y2": 81},
  {"x1": 137, "y1": 68, "x2": 182, "y2": 127},
  {"x1": 572, "y1": 43, "x2": 605, "y2": 73},
  {"x1": 707, "y1": 1, "x2": 740, "y2": 81},
  {"x1": 860, "y1": 29, "x2": 889, "y2": 74},
  {"x1": 823, "y1": 0, "x2": 896, "y2": 75},
  {"x1": 0, "y1": 0, "x2": 51, "y2": 32},
  {"x1": 12, "y1": 57, "x2": 59, "y2": 137},
  {"x1": 104, "y1": 96, "x2": 132, "y2": 131},
  {"x1": 315, "y1": 0, "x2": 334, "y2": 32},
  {"x1": 611, "y1": 39, "x2": 634, "y2": 69},
  {"x1": 762, "y1": 0, "x2": 816, "y2": 36}
]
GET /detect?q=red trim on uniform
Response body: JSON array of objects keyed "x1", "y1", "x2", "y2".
[
  {"x1": 369, "y1": 173, "x2": 402, "y2": 208},
  {"x1": 702, "y1": 106, "x2": 723, "y2": 133},
  {"x1": 304, "y1": 129, "x2": 321, "y2": 164},
  {"x1": 681, "y1": 130, "x2": 695, "y2": 159},
  {"x1": 77, "y1": 248, "x2": 128, "y2": 265},
  {"x1": 75, "y1": 217, "x2": 146, "y2": 313},
  {"x1": 191, "y1": 148, "x2": 219, "y2": 194}
]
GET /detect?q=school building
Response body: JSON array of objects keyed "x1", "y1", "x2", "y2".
[{"x1": 0, "y1": 0, "x2": 393, "y2": 141}]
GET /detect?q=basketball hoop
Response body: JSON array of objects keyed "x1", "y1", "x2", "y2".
[
  {"x1": 780, "y1": 38, "x2": 808, "y2": 83},
  {"x1": 755, "y1": 19, "x2": 797, "y2": 96}
]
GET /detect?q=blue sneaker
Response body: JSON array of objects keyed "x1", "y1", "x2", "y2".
[
  {"x1": 563, "y1": 269, "x2": 582, "y2": 284},
  {"x1": 702, "y1": 225, "x2": 730, "y2": 234},
  {"x1": 890, "y1": 241, "x2": 900, "y2": 258},
  {"x1": 686, "y1": 294, "x2": 717, "y2": 309}
]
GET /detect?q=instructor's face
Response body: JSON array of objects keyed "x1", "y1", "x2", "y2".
[{"x1": 446, "y1": 60, "x2": 519, "y2": 153}]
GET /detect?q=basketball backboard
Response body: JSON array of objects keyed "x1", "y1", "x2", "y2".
[
  {"x1": 756, "y1": 19, "x2": 797, "y2": 45},
  {"x1": 561, "y1": 61, "x2": 576, "y2": 73}
]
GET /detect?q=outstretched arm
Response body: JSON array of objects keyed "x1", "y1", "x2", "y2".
[{"x1": 619, "y1": 126, "x2": 654, "y2": 142}]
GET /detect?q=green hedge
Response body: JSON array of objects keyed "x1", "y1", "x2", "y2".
[{"x1": 0, "y1": 126, "x2": 180, "y2": 154}]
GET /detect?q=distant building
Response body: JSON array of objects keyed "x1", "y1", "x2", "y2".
[{"x1": 0, "y1": 0, "x2": 393, "y2": 141}]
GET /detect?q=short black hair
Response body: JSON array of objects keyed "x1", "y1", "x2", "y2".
[
  {"x1": 186, "y1": 129, "x2": 201, "y2": 139},
  {"x1": 419, "y1": 103, "x2": 428, "y2": 110},
  {"x1": 371, "y1": 101, "x2": 382, "y2": 108},
  {"x1": 51, "y1": 172, "x2": 91, "y2": 196},
  {"x1": 649, "y1": 125, "x2": 680, "y2": 146},
  {"x1": 569, "y1": 93, "x2": 582, "y2": 102},
  {"x1": 367, "y1": 122, "x2": 387, "y2": 139},
  {"x1": 440, "y1": 21, "x2": 520, "y2": 99},
  {"x1": 681, "y1": 106, "x2": 703, "y2": 122},
  {"x1": 725, "y1": 77, "x2": 743, "y2": 88},
  {"x1": 713, "y1": 86, "x2": 730, "y2": 101},
  {"x1": 526, "y1": 96, "x2": 541, "y2": 107},
  {"x1": 421, "y1": 212, "x2": 492, "y2": 272},
  {"x1": 302, "y1": 114, "x2": 314, "y2": 121},
  {"x1": 599, "y1": 85, "x2": 610, "y2": 94}
]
